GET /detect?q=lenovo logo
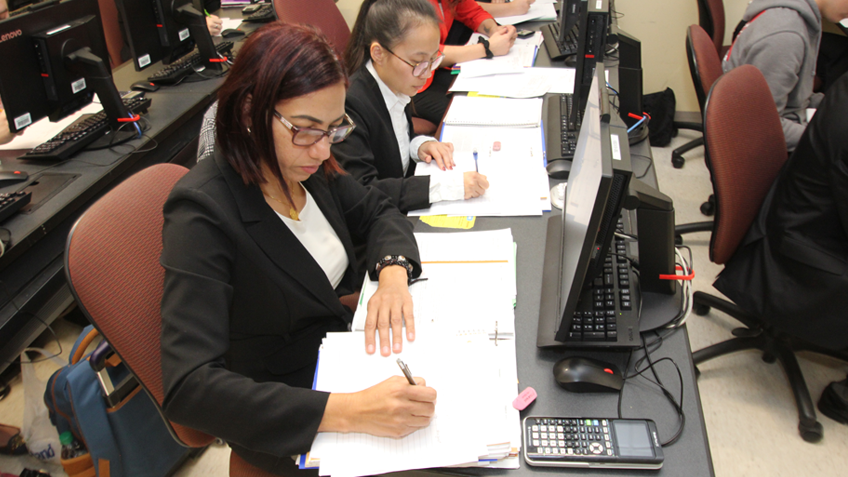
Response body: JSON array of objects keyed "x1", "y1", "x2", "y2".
[{"x1": 0, "y1": 29, "x2": 23, "y2": 43}]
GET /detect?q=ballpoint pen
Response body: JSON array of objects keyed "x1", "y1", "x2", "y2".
[
  {"x1": 396, "y1": 358, "x2": 417, "y2": 385},
  {"x1": 473, "y1": 148, "x2": 479, "y2": 172}
]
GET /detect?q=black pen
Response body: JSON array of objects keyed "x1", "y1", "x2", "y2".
[{"x1": 396, "y1": 358, "x2": 417, "y2": 385}]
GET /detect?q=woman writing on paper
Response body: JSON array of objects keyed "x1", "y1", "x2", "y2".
[
  {"x1": 334, "y1": 0, "x2": 489, "y2": 213},
  {"x1": 409, "y1": 0, "x2": 518, "y2": 125},
  {"x1": 159, "y1": 23, "x2": 436, "y2": 475}
]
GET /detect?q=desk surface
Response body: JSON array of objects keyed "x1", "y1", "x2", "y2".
[{"x1": 412, "y1": 23, "x2": 714, "y2": 476}]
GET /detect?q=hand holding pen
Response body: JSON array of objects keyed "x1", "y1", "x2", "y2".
[{"x1": 464, "y1": 149, "x2": 490, "y2": 199}]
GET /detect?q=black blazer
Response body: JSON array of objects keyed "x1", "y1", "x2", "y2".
[
  {"x1": 159, "y1": 152, "x2": 420, "y2": 473},
  {"x1": 714, "y1": 74, "x2": 848, "y2": 351},
  {"x1": 332, "y1": 67, "x2": 432, "y2": 213}
]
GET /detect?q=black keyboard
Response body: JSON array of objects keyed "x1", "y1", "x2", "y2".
[
  {"x1": 147, "y1": 41, "x2": 234, "y2": 85},
  {"x1": 541, "y1": 22, "x2": 579, "y2": 61},
  {"x1": 22, "y1": 95, "x2": 152, "y2": 162},
  {"x1": 244, "y1": 4, "x2": 275, "y2": 22},
  {"x1": 545, "y1": 93, "x2": 580, "y2": 161},
  {"x1": 566, "y1": 216, "x2": 637, "y2": 343},
  {"x1": 0, "y1": 191, "x2": 32, "y2": 224}
]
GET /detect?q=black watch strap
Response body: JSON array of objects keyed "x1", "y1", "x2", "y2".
[
  {"x1": 477, "y1": 37, "x2": 494, "y2": 59},
  {"x1": 376, "y1": 255, "x2": 413, "y2": 277}
]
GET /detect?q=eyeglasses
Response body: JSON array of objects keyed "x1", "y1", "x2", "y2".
[
  {"x1": 273, "y1": 111, "x2": 356, "y2": 146},
  {"x1": 381, "y1": 45, "x2": 444, "y2": 78}
]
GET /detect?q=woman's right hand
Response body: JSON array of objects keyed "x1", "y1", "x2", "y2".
[
  {"x1": 511, "y1": 0, "x2": 534, "y2": 15},
  {"x1": 489, "y1": 25, "x2": 517, "y2": 57},
  {"x1": 320, "y1": 376, "x2": 437, "y2": 438},
  {"x1": 463, "y1": 172, "x2": 489, "y2": 199}
]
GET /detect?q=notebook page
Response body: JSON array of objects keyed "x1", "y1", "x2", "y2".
[{"x1": 443, "y1": 97, "x2": 543, "y2": 127}]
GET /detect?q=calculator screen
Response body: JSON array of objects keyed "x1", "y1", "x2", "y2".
[{"x1": 612, "y1": 421, "x2": 654, "y2": 457}]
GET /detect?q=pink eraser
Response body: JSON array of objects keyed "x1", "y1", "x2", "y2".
[
  {"x1": 512, "y1": 387, "x2": 537, "y2": 410},
  {"x1": 493, "y1": 141, "x2": 502, "y2": 151}
]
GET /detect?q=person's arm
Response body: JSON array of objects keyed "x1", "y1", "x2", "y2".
[
  {"x1": 442, "y1": 24, "x2": 517, "y2": 64},
  {"x1": 476, "y1": 0, "x2": 533, "y2": 17},
  {"x1": 331, "y1": 102, "x2": 430, "y2": 212},
  {"x1": 0, "y1": 109, "x2": 17, "y2": 146},
  {"x1": 742, "y1": 31, "x2": 809, "y2": 150}
]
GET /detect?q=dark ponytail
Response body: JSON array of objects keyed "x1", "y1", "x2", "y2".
[{"x1": 343, "y1": 0, "x2": 441, "y2": 75}]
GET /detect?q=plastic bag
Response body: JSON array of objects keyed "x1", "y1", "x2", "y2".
[{"x1": 21, "y1": 348, "x2": 64, "y2": 465}]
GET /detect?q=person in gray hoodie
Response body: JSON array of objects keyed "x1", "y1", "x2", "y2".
[{"x1": 723, "y1": 0, "x2": 848, "y2": 151}]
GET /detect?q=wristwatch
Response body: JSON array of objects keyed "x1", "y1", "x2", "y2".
[
  {"x1": 376, "y1": 255, "x2": 413, "y2": 278},
  {"x1": 477, "y1": 36, "x2": 494, "y2": 59}
]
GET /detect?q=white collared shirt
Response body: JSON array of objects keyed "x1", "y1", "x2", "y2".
[{"x1": 365, "y1": 61, "x2": 464, "y2": 203}]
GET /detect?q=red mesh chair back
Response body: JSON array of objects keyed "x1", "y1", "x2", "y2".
[
  {"x1": 698, "y1": 0, "x2": 726, "y2": 56},
  {"x1": 65, "y1": 164, "x2": 213, "y2": 448},
  {"x1": 97, "y1": 0, "x2": 126, "y2": 67},
  {"x1": 273, "y1": 0, "x2": 351, "y2": 52},
  {"x1": 703, "y1": 65, "x2": 788, "y2": 264},
  {"x1": 686, "y1": 24, "x2": 723, "y2": 113}
]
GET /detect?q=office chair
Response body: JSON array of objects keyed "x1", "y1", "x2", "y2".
[
  {"x1": 697, "y1": 0, "x2": 729, "y2": 58},
  {"x1": 684, "y1": 65, "x2": 848, "y2": 443},
  {"x1": 97, "y1": 0, "x2": 126, "y2": 67},
  {"x1": 671, "y1": 25, "x2": 723, "y2": 181},
  {"x1": 273, "y1": 0, "x2": 350, "y2": 53},
  {"x1": 64, "y1": 164, "x2": 278, "y2": 476}
]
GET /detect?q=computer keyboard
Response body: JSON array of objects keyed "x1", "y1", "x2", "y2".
[
  {"x1": 22, "y1": 95, "x2": 152, "y2": 162},
  {"x1": 544, "y1": 93, "x2": 580, "y2": 162},
  {"x1": 541, "y1": 22, "x2": 579, "y2": 61},
  {"x1": 243, "y1": 4, "x2": 275, "y2": 22},
  {"x1": 147, "y1": 41, "x2": 234, "y2": 85},
  {"x1": 566, "y1": 216, "x2": 638, "y2": 344},
  {"x1": 0, "y1": 191, "x2": 32, "y2": 224}
]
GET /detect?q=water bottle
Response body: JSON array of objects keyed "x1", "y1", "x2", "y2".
[{"x1": 59, "y1": 431, "x2": 87, "y2": 459}]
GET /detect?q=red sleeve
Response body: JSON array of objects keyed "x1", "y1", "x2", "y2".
[{"x1": 452, "y1": 0, "x2": 494, "y2": 33}]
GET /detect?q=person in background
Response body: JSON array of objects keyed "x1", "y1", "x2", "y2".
[
  {"x1": 160, "y1": 23, "x2": 436, "y2": 475},
  {"x1": 336, "y1": 0, "x2": 489, "y2": 214},
  {"x1": 476, "y1": 0, "x2": 535, "y2": 18},
  {"x1": 410, "y1": 0, "x2": 517, "y2": 125},
  {"x1": 723, "y1": 0, "x2": 848, "y2": 151},
  {"x1": 0, "y1": 0, "x2": 8, "y2": 20}
]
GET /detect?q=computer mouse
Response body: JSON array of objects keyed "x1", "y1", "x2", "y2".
[
  {"x1": 131, "y1": 81, "x2": 160, "y2": 93},
  {"x1": 0, "y1": 170, "x2": 29, "y2": 186},
  {"x1": 546, "y1": 159, "x2": 572, "y2": 179},
  {"x1": 553, "y1": 356, "x2": 624, "y2": 393},
  {"x1": 222, "y1": 29, "x2": 245, "y2": 38}
]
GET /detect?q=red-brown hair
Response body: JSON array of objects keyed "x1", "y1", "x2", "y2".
[{"x1": 216, "y1": 22, "x2": 348, "y2": 197}]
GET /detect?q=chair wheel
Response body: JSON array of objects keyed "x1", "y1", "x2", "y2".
[
  {"x1": 799, "y1": 421, "x2": 823, "y2": 443},
  {"x1": 672, "y1": 154, "x2": 685, "y2": 169},
  {"x1": 700, "y1": 200, "x2": 715, "y2": 216},
  {"x1": 693, "y1": 303, "x2": 710, "y2": 316},
  {"x1": 762, "y1": 351, "x2": 777, "y2": 364}
]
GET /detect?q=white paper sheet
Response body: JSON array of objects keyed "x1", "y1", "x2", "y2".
[
  {"x1": 443, "y1": 96, "x2": 543, "y2": 127},
  {"x1": 495, "y1": 3, "x2": 558, "y2": 25}
]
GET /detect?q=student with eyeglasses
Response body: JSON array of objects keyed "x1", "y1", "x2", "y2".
[
  {"x1": 335, "y1": 0, "x2": 489, "y2": 214},
  {"x1": 160, "y1": 23, "x2": 435, "y2": 475}
]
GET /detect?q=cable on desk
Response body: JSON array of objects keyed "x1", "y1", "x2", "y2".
[{"x1": 631, "y1": 151, "x2": 654, "y2": 179}]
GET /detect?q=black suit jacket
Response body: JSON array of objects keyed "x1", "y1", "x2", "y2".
[
  {"x1": 159, "y1": 152, "x2": 420, "y2": 473},
  {"x1": 714, "y1": 74, "x2": 848, "y2": 351},
  {"x1": 332, "y1": 67, "x2": 431, "y2": 213}
]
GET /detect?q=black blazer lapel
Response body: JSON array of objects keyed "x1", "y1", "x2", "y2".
[
  {"x1": 358, "y1": 68, "x2": 407, "y2": 178},
  {"x1": 214, "y1": 152, "x2": 348, "y2": 317}
]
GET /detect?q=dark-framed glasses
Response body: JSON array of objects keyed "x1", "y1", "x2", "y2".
[
  {"x1": 382, "y1": 45, "x2": 444, "y2": 78},
  {"x1": 273, "y1": 111, "x2": 356, "y2": 146}
]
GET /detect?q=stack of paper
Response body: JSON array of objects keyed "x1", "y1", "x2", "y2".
[
  {"x1": 495, "y1": 2, "x2": 558, "y2": 25},
  {"x1": 410, "y1": 122, "x2": 551, "y2": 217},
  {"x1": 456, "y1": 32, "x2": 541, "y2": 78},
  {"x1": 306, "y1": 231, "x2": 521, "y2": 476}
]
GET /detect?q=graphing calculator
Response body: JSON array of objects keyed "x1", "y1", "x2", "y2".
[{"x1": 522, "y1": 417, "x2": 664, "y2": 470}]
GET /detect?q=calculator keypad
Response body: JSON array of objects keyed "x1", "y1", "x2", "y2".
[{"x1": 526, "y1": 417, "x2": 615, "y2": 458}]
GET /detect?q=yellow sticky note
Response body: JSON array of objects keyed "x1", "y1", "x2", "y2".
[
  {"x1": 467, "y1": 91, "x2": 502, "y2": 99},
  {"x1": 420, "y1": 215, "x2": 476, "y2": 229}
]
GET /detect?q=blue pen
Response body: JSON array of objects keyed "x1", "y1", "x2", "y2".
[
  {"x1": 627, "y1": 115, "x2": 647, "y2": 133},
  {"x1": 473, "y1": 148, "x2": 479, "y2": 172}
]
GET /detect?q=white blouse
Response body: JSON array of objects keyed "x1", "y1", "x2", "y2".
[{"x1": 275, "y1": 185, "x2": 349, "y2": 289}]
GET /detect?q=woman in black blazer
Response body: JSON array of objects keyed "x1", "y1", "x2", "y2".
[
  {"x1": 160, "y1": 23, "x2": 437, "y2": 475},
  {"x1": 333, "y1": 0, "x2": 489, "y2": 213}
]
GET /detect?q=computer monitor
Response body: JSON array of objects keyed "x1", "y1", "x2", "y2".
[
  {"x1": 114, "y1": 0, "x2": 166, "y2": 71},
  {"x1": 558, "y1": 0, "x2": 581, "y2": 44},
  {"x1": 0, "y1": 0, "x2": 131, "y2": 133},
  {"x1": 537, "y1": 65, "x2": 634, "y2": 347},
  {"x1": 570, "y1": 0, "x2": 609, "y2": 130}
]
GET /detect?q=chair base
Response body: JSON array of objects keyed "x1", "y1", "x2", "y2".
[
  {"x1": 692, "y1": 292, "x2": 848, "y2": 443},
  {"x1": 671, "y1": 136, "x2": 704, "y2": 169}
]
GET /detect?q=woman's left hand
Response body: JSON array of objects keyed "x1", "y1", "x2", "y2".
[
  {"x1": 364, "y1": 265, "x2": 414, "y2": 356},
  {"x1": 419, "y1": 141, "x2": 455, "y2": 171}
]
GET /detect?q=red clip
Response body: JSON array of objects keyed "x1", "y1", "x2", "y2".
[
  {"x1": 585, "y1": 54, "x2": 595, "y2": 59},
  {"x1": 209, "y1": 58, "x2": 227, "y2": 63},
  {"x1": 627, "y1": 112, "x2": 643, "y2": 120},
  {"x1": 117, "y1": 114, "x2": 140, "y2": 123},
  {"x1": 659, "y1": 265, "x2": 694, "y2": 281}
]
